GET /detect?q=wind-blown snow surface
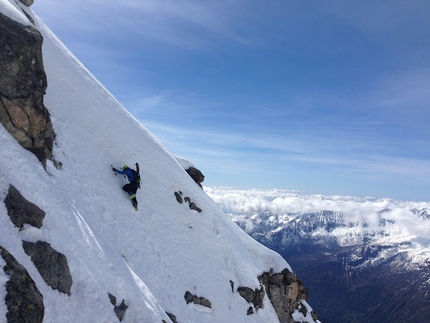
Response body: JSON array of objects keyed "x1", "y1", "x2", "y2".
[{"x1": 0, "y1": 1, "x2": 319, "y2": 322}]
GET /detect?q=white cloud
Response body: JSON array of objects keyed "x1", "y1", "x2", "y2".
[
  {"x1": 206, "y1": 187, "x2": 430, "y2": 215},
  {"x1": 205, "y1": 187, "x2": 430, "y2": 237}
]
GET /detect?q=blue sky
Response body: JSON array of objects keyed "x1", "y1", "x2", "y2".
[{"x1": 32, "y1": 0, "x2": 429, "y2": 201}]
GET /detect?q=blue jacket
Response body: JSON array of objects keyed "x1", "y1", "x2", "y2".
[{"x1": 115, "y1": 168, "x2": 138, "y2": 183}]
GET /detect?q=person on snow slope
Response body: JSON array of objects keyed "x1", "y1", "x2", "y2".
[{"x1": 112, "y1": 163, "x2": 141, "y2": 210}]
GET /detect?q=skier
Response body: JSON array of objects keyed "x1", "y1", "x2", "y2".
[{"x1": 112, "y1": 163, "x2": 141, "y2": 211}]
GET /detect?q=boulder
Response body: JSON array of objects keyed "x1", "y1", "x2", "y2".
[{"x1": 185, "y1": 167, "x2": 205, "y2": 188}]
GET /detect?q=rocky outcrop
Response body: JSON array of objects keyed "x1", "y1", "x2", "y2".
[
  {"x1": 174, "y1": 191, "x2": 202, "y2": 213},
  {"x1": 0, "y1": 245, "x2": 45, "y2": 323},
  {"x1": 184, "y1": 291, "x2": 212, "y2": 308},
  {"x1": 237, "y1": 285, "x2": 265, "y2": 314},
  {"x1": 4, "y1": 184, "x2": 45, "y2": 229},
  {"x1": 0, "y1": 11, "x2": 55, "y2": 168},
  {"x1": 108, "y1": 293, "x2": 129, "y2": 321},
  {"x1": 237, "y1": 268, "x2": 318, "y2": 323},
  {"x1": 259, "y1": 268, "x2": 311, "y2": 323},
  {"x1": 3, "y1": 183, "x2": 74, "y2": 300},
  {"x1": 174, "y1": 191, "x2": 183, "y2": 203},
  {"x1": 165, "y1": 312, "x2": 178, "y2": 323},
  {"x1": 185, "y1": 167, "x2": 205, "y2": 188},
  {"x1": 22, "y1": 240, "x2": 73, "y2": 295}
]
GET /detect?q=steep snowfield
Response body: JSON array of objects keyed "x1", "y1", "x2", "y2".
[{"x1": 0, "y1": 1, "x2": 319, "y2": 322}]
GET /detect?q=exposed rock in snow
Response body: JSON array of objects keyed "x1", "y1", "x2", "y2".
[
  {"x1": 0, "y1": 10, "x2": 54, "y2": 167},
  {"x1": 22, "y1": 240, "x2": 73, "y2": 295},
  {"x1": 0, "y1": 245, "x2": 44, "y2": 323},
  {"x1": 4, "y1": 184, "x2": 45, "y2": 229}
]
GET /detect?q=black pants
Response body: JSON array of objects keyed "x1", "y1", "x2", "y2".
[
  {"x1": 123, "y1": 181, "x2": 139, "y2": 208},
  {"x1": 122, "y1": 180, "x2": 139, "y2": 195}
]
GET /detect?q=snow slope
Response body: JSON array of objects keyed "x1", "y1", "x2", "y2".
[{"x1": 0, "y1": 1, "x2": 319, "y2": 322}]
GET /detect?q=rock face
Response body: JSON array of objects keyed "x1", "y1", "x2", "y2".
[
  {"x1": 237, "y1": 286, "x2": 265, "y2": 314},
  {"x1": 22, "y1": 241, "x2": 73, "y2": 295},
  {"x1": 4, "y1": 184, "x2": 46, "y2": 229},
  {"x1": 237, "y1": 268, "x2": 319, "y2": 323},
  {"x1": 259, "y1": 269, "x2": 312, "y2": 323},
  {"x1": 0, "y1": 245, "x2": 45, "y2": 323},
  {"x1": 0, "y1": 11, "x2": 55, "y2": 167}
]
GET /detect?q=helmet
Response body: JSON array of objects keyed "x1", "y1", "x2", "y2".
[{"x1": 122, "y1": 165, "x2": 129, "y2": 170}]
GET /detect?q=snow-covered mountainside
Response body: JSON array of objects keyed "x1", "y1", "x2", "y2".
[
  {"x1": 0, "y1": 1, "x2": 320, "y2": 322},
  {"x1": 206, "y1": 188, "x2": 430, "y2": 323}
]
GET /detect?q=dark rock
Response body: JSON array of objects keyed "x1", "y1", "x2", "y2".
[
  {"x1": 18, "y1": 0, "x2": 34, "y2": 7},
  {"x1": 176, "y1": 193, "x2": 202, "y2": 213},
  {"x1": 184, "y1": 197, "x2": 202, "y2": 213},
  {"x1": 184, "y1": 291, "x2": 212, "y2": 308},
  {"x1": 237, "y1": 286, "x2": 265, "y2": 312},
  {"x1": 165, "y1": 312, "x2": 177, "y2": 323},
  {"x1": 185, "y1": 167, "x2": 205, "y2": 188},
  {"x1": 188, "y1": 202, "x2": 202, "y2": 213},
  {"x1": 184, "y1": 291, "x2": 195, "y2": 304},
  {"x1": 237, "y1": 269, "x2": 313, "y2": 322},
  {"x1": 194, "y1": 296, "x2": 211, "y2": 308},
  {"x1": 114, "y1": 300, "x2": 128, "y2": 321},
  {"x1": 108, "y1": 293, "x2": 117, "y2": 306},
  {"x1": 237, "y1": 286, "x2": 255, "y2": 303},
  {"x1": 0, "y1": 11, "x2": 55, "y2": 167},
  {"x1": 22, "y1": 240, "x2": 73, "y2": 295},
  {"x1": 4, "y1": 184, "x2": 45, "y2": 229},
  {"x1": 0, "y1": 245, "x2": 44, "y2": 323},
  {"x1": 229, "y1": 280, "x2": 234, "y2": 293},
  {"x1": 258, "y1": 268, "x2": 310, "y2": 323},
  {"x1": 107, "y1": 293, "x2": 129, "y2": 322},
  {"x1": 174, "y1": 191, "x2": 183, "y2": 203}
]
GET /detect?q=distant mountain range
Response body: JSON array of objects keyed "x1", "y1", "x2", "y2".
[{"x1": 217, "y1": 197, "x2": 430, "y2": 323}]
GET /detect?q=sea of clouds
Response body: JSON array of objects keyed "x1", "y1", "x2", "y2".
[{"x1": 205, "y1": 187, "x2": 430, "y2": 237}]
